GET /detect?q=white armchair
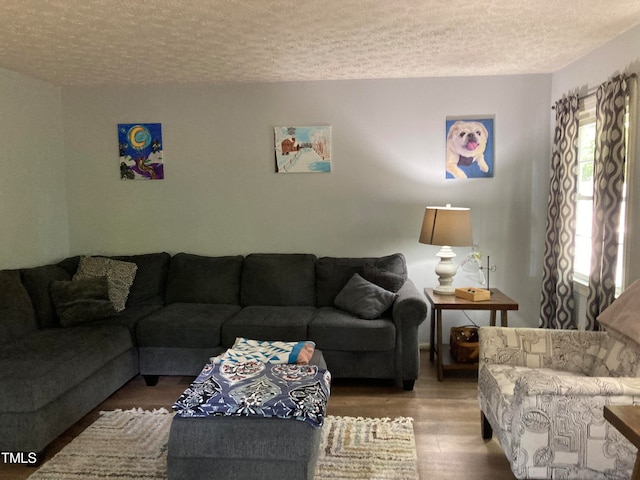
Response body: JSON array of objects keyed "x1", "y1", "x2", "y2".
[{"x1": 478, "y1": 326, "x2": 640, "y2": 479}]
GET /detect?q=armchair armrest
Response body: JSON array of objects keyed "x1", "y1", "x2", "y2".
[
  {"x1": 514, "y1": 371, "x2": 640, "y2": 398},
  {"x1": 479, "y1": 326, "x2": 607, "y2": 375}
]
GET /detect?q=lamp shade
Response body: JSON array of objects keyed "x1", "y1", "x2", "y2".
[{"x1": 419, "y1": 205, "x2": 473, "y2": 247}]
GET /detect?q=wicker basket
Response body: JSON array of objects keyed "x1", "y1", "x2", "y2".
[{"x1": 450, "y1": 326, "x2": 479, "y2": 363}]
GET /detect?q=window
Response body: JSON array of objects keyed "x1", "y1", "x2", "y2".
[{"x1": 574, "y1": 95, "x2": 629, "y2": 291}]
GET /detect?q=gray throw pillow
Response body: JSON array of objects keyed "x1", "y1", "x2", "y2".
[
  {"x1": 50, "y1": 276, "x2": 117, "y2": 327},
  {"x1": 334, "y1": 273, "x2": 398, "y2": 320}
]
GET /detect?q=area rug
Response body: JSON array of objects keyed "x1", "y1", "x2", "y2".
[{"x1": 28, "y1": 409, "x2": 418, "y2": 480}]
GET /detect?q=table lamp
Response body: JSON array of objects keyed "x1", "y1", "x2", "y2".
[{"x1": 419, "y1": 204, "x2": 473, "y2": 295}]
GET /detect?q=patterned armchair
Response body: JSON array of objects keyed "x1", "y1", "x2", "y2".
[{"x1": 478, "y1": 326, "x2": 640, "y2": 479}]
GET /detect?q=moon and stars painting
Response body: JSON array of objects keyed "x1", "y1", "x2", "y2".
[{"x1": 118, "y1": 123, "x2": 164, "y2": 180}]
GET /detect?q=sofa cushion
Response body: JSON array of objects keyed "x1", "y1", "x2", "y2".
[
  {"x1": 57, "y1": 256, "x2": 81, "y2": 276},
  {"x1": 241, "y1": 254, "x2": 316, "y2": 307},
  {"x1": 221, "y1": 306, "x2": 316, "y2": 346},
  {"x1": 50, "y1": 276, "x2": 117, "y2": 327},
  {"x1": 361, "y1": 263, "x2": 406, "y2": 293},
  {"x1": 315, "y1": 253, "x2": 407, "y2": 307},
  {"x1": 166, "y1": 253, "x2": 243, "y2": 305},
  {"x1": 111, "y1": 253, "x2": 171, "y2": 306},
  {"x1": 21, "y1": 264, "x2": 72, "y2": 328},
  {"x1": 73, "y1": 256, "x2": 137, "y2": 311},
  {"x1": 0, "y1": 324, "x2": 133, "y2": 412},
  {"x1": 309, "y1": 306, "x2": 396, "y2": 352},
  {"x1": 0, "y1": 270, "x2": 37, "y2": 345},
  {"x1": 334, "y1": 273, "x2": 398, "y2": 320},
  {"x1": 95, "y1": 305, "x2": 163, "y2": 342},
  {"x1": 136, "y1": 303, "x2": 241, "y2": 349}
]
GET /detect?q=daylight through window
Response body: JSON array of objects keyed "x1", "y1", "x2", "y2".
[{"x1": 574, "y1": 95, "x2": 629, "y2": 290}]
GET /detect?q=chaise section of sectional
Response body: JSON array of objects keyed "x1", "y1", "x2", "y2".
[
  {"x1": 0, "y1": 324, "x2": 138, "y2": 454},
  {"x1": 0, "y1": 269, "x2": 138, "y2": 455}
]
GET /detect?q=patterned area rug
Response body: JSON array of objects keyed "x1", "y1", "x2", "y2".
[{"x1": 28, "y1": 409, "x2": 418, "y2": 480}]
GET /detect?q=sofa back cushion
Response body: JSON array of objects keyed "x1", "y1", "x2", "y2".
[
  {"x1": 111, "y1": 253, "x2": 171, "y2": 307},
  {"x1": 315, "y1": 253, "x2": 407, "y2": 307},
  {"x1": 166, "y1": 253, "x2": 243, "y2": 304},
  {"x1": 21, "y1": 264, "x2": 72, "y2": 328},
  {"x1": 0, "y1": 269, "x2": 37, "y2": 344},
  {"x1": 241, "y1": 254, "x2": 317, "y2": 306}
]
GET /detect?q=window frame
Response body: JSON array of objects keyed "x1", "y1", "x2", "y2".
[{"x1": 573, "y1": 93, "x2": 631, "y2": 293}]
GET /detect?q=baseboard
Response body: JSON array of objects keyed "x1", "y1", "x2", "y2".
[{"x1": 419, "y1": 342, "x2": 430, "y2": 351}]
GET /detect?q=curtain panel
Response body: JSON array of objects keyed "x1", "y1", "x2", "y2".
[
  {"x1": 586, "y1": 75, "x2": 633, "y2": 330},
  {"x1": 540, "y1": 95, "x2": 579, "y2": 329}
]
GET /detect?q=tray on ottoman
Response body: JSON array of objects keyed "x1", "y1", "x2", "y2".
[{"x1": 168, "y1": 349, "x2": 329, "y2": 480}]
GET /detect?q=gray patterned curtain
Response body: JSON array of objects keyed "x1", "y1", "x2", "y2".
[
  {"x1": 585, "y1": 75, "x2": 631, "y2": 330},
  {"x1": 540, "y1": 95, "x2": 580, "y2": 329}
]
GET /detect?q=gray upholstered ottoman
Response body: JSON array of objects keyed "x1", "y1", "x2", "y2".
[
  {"x1": 167, "y1": 415, "x2": 322, "y2": 479},
  {"x1": 167, "y1": 350, "x2": 328, "y2": 480}
]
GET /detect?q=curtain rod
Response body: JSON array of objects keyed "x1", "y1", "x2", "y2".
[{"x1": 551, "y1": 73, "x2": 637, "y2": 110}]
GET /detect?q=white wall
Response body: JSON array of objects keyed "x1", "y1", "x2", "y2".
[
  {"x1": 552, "y1": 23, "x2": 640, "y2": 286},
  {"x1": 0, "y1": 67, "x2": 69, "y2": 268},
  {"x1": 62, "y1": 75, "x2": 552, "y2": 342},
  {"x1": 2, "y1": 24, "x2": 637, "y2": 344}
]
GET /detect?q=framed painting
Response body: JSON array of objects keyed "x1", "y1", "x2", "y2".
[
  {"x1": 274, "y1": 126, "x2": 331, "y2": 173},
  {"x1": 118, "y1": 123, "x2": 164, "y2": 180},
  {"x1": 445, "y1": 117, "x2": 494, "y2": 179}
]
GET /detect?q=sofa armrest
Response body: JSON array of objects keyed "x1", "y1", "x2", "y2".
[
  {"x1": 392, "y1": 279, "x2": 428, "y2": 387},
  {"x1": 392, "y1": 279, "x2": 428, "y2": 328},
  {"x1": 515, "y1": 371, "x2": 640, "y2": 398},
  {"x1": 479, "y1": 326, "x2": 607, "y2": 374}
]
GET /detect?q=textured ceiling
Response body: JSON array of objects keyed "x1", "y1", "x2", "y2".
[{"x1": 1, "y1": 0, "x2": 639, "y2": 87}]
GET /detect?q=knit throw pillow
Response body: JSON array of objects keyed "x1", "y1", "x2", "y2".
[{"x1": 73, "y1": 256, "x2": 137, "y2": 311}]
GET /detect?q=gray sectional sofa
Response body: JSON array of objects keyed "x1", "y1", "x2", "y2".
[{"x1": 0, "y1": 252, "x2": 427, "y2": 456}]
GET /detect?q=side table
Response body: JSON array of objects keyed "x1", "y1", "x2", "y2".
[
  {"x1": 424, "y1": 288, "x2": 518, "y2": 381},
  {"x1": 603, "y1": 405, "x2": 640, "y2": 479}
]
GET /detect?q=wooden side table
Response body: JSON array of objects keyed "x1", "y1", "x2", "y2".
[
  {"x1": 604, "y1": 405, "x2": 640, "y2": 479},
  {"x1": 424, "y1": 288, "x2": 518, "y2": 381}
]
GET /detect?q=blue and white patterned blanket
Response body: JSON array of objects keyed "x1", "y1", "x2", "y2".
[{"x1": 172, "y1": 361, "x2": 331, "y2": 428}]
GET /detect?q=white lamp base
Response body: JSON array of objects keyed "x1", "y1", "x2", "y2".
[{"x1": 433, "y1": 246, "x2": 458, "y2": 295}]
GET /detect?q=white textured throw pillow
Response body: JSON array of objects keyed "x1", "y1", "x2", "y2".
[{"x1": 73, "y1": 256, "x2": 137, "y2": 311}]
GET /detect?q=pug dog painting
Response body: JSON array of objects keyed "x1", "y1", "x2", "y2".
[{"x1": 445, "y1": 118, "x2": 494, "y2": 179}]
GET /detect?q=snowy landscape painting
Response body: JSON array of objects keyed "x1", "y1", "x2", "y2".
[{"x1": 274, "y1": 126, "x2": 331, "y2": 173}]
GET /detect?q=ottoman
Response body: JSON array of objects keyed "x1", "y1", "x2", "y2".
[{"x1": 167, "y1": 350, "x2": 328, "y2": 480}]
